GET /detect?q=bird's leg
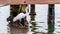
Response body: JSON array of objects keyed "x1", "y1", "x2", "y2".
[{"x1": 20, "y1": 18, "x2": 25, "y2": 27}]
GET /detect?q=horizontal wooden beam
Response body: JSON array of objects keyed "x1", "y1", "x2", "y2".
[{"x1": 0, "y1": 0, "x2": 60, "y2": 4}]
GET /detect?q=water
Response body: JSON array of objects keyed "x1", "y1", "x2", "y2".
[
  {"x1": 54, "y1": 4, "x2": 60, "y2": 34},
  {"x1": 0, "y1": 4, "x2": 59, "y2": 34}
]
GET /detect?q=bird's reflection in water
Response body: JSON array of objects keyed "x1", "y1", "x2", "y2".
[{"x1": 7, "y1": 22, "x2": 29, "y2": 34}]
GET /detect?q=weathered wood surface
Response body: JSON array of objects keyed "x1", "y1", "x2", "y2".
[{"x1": 0, "y1": 0, "x2": 60, "y2": 4}]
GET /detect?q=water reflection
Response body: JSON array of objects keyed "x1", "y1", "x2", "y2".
[
  {"x1": 8, "y1": 26, "x2": 29, "y2": 34},
  {"x1": 30, "y1": 15, "x2": 48, "y2": 34},
  {"x1": 53, "y1": 4, "x2": 60, "y2": 34},
  {"x1": 7, "y1": 12, "x2": 49, "y2": 34}
]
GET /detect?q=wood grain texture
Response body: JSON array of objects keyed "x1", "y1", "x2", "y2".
[{"x1": 0, "y1": 0, "x2": 60, "y2": 4}]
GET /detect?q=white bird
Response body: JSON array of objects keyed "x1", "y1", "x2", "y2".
[
  {"x1": 13, "y1": 5, "x2": 30, "y2": 26},
  {"x1": 13, "y1": 13, "x2": 26, "y2": 22},
  {"x1": 13, "y1": 13, "x2": 26, "y2": 26},
  {"x1": 13, "y1": 5, "x2": 30, "y2": 22}
]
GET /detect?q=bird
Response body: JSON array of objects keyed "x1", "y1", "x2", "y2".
[
  {"x1": 13, "y1": 5, "x2": 30, "y2": 26},
  {"x1": 13, "y1": 13, "x2": 26, "y2": 26}
]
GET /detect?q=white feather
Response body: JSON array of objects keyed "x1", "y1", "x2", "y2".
[{"x1": 13, "y1": 13, "x2": 26, "y2": 22}]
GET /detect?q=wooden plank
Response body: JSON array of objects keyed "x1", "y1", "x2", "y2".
[{"x1": 0, "y1": 0, "x2": 60, "y2": 4}]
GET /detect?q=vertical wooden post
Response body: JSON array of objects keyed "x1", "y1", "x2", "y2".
[
  {"x1": 48, "y1": 4, "x2": 54, "y2": 34},
  {"x1": 29, "y1": 4, "x2": 36, "y2": 15}
]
